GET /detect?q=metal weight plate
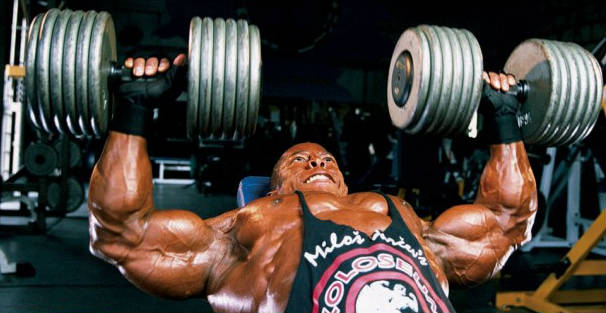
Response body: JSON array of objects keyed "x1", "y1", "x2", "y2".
[
  {"x1": 449, "y1": 28, "x2": 473, "y2": 135},
  {"x1": 387, "y1": 27, "x2": 429, "y2": 130},
  {"x1": 54, "y1": 140, "x2": 81, "y2": 168},
  {"x1": 426, "y1": 26, "x2": 454, "y2": 135},
  {"x1": 504, "y1": 39, "x2": 558, "y2": 144},
  {"x1": 408, "y1": 25, "x2": 442, "y2": 134},
  {"x1": 24, "y1": 143, "x2": 58, "y2": 176},
  {"x1": 210, "y1": 18, "x2": 226, "y2": 137},
  {"x1": 547, "y1": 41, "x2": 580, "y2": 145},
  {"x1": 410, "y1": 28, "x2": 432, "y2": 130},
  {"x1": 457, "y1": 29, "x2": 483, "y2": 135},
  {"x1": 541, "y1": 41, "x2": 570, "y2": 146},
  {"x1": 537, "y1": 40, "x2": 566, "y2": 146},
  {"x1": 234, "y1": 20, "x2": 250, "y2": 139},
  {"x1": 25, "y1": 14, "x2": 44, "y2": 130},
  {"x1": 75, "y1": 11, "x2": 97, "y2": 137},
  {"x1": 47, "y1": 177, "x2": 84, "y2": 212},
  {"x1": 36, "y1": 9, "x2": 60, "y2": 134},
  {"x1": 88, "y1": 12, "x2": 117, "y2": 137},
  {"x1": 198, "y1": 17, "x2": 214, "y2": 138},
  {"x1": 439, "y1": 27, "x2": 463, "y2": 135},
  {"x1": 568, "y1": 44, "x2": 599, "y2": 145},
  {"x1": 49, "y1": 10, "x2": 72, "y2": 134},
  {"x1": 564, "y1": 43, "x2": 601, "y2": 144},
  {"x1": 222, "y1": 19, "x2": 237, "y2": 138},
  {"x1": 567, "y1": 45, "x2": 601, "y2": 145},
  {"x1": 439, "y1": 27, "x2": 464, "y2": 136},
  {"x1": 186, "y1": 17, "x2": 201, "y2": 140},
  {"x1": 575, "y1": 47, "x2": 604, "y2": 142},
  {"x1": 408, "y1": 25, "x2": 443, "y2": 134},
  {"x1": 557, "y1": 43, "x2": 588, "y2": 145},
  {"x1": 247, "y1": 24, "x2": 262, "y2": 137},
  {"x1": 63, "y1": 11, "x2": 85, "y2": 137}
]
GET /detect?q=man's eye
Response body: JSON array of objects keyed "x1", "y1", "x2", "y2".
[
  {"x1": 294, "y1": 156, "x2": 304, "y2": 162},
  {"x1": 324, "y1": 157, "x2": 333, "y2": 162}
]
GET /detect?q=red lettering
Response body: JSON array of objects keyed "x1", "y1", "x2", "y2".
[{"x1": 324, "y1": 281, "x2": 344, "y2": 307}]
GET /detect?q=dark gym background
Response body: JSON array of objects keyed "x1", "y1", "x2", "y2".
[{"x1": 1, "y1": 0, "x2": 605, "y2": 312}]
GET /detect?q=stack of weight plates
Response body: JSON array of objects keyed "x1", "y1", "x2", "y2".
[
  {"x1": 25, "y1": 9, "x2": 117, "y2": 138},
  {"x1": 504, "y1": 39, "x2": 603, "y2": 146},
  {"x1": 188, "y1": 17, "x2": 262, "y2": 140},
  {"x1": 387, "y1": 25, "x2": 483, "y2": 137}
]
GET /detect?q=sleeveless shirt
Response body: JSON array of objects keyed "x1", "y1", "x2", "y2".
[{"x1": 285, "y1": 191, "x2": 455, "y2": 313}]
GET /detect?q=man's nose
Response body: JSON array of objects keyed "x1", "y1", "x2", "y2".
[{"x1": 308, "y1": 158, "x2": 325, "y2": 168}]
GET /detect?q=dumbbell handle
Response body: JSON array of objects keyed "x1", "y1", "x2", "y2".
[
  {"x1": 109, "y1": 62, "x2": 159, "y2": 83},
  {"x1": 506, "y1": 80, "x2": 529, "y2": 103}
]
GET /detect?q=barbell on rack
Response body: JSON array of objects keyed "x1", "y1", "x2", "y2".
[
  {"x1": 25, "y1": 9, "x2": 262, "y2": 140},
  {"x1": 387, "y1": 25, "x2": 603, "y2": 146}
]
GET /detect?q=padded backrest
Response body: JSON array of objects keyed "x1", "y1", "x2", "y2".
[{"x1": 237, "y1": 176, "x2": 271, "y2": 207}]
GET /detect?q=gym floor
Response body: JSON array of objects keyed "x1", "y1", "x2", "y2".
[{"x1": 0, "y1": 184, "x2": 603, "y2": 313}]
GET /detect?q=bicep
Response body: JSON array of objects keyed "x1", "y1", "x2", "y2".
[
  {"x1": 425, "y1": 204, "x2": 515, "y2": 286},
  {"x1": 96, "y1": 209, "x2": 242, "y2": 299}
]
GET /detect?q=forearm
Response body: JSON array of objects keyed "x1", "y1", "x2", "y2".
[
  {"x1": 88, "y1": 131, "x2": 154, "y2": 249},
  {"x1": 475, "y1": 141, "x2": 537, "y2": 243}
]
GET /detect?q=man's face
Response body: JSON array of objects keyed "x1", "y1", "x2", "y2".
[{"x1": 270, "y1": 142, "x2": 348, "y2": 196}]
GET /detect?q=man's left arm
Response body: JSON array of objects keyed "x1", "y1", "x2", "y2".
[{"x1": 424, "y1": 73, "x2": 538, "y2": 286}]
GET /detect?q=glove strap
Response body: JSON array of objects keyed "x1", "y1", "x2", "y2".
[
  {"x1": 485, "y1": 114, "x2": 523, "y2": 144},
  {"x1": 109, "y1": 103, "x2": 153, "y2": 137}
]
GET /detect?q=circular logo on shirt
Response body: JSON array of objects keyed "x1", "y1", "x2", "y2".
[{"x1": 311, "y1": 243, "x2": 450, "y2": 313}]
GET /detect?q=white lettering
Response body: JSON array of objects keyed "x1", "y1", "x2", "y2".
[
  {"x1": 304, "y1": 231, "x2": 366, "y2": 267},
  {"x1": 395, "y1": 258, "x2": 413, "y2": 276},
  {"x1": 351, "y1": 256, "x2": 378, "y2": 272},
  {"x1": 371, "y1": 231, "x2": 428, "y2": 266},
  {"x1": 335, "y1": 268, "x2": 357, "y2": 284},
  {"x1": 321, "y1": 307, "x2": 340, "y2": 313},
  {"x1": 377, "y1": 253, "x2": 395, "y2": 269}
]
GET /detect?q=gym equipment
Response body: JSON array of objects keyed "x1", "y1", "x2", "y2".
[
  {"x1": 23, "y1": 142, "x2": 58, "y2": 176},
  {"x1": 47, "y1": 177, "x2": 84, "y2": 212},
  {"x1": 504, "y1": 39, "x2": 602, "y2": 146},
  {"x1": 0, "y1": 249, "x2": 35, "y2": 277},
  {"x1": 237, "y1": 176, "x2": 271, "y2": 208},
  {"x1": 25, "y1": 9, "x2": 262, "y2": 140},
  {"x1": 54, "y1": 140, "x2": 81, "y2": 168},
  {"x1": 496, "y1": 210, "x2": 606, "y2": 313},
  {"x1": 523, "y1": 146, "x2": 606, "y2": 255},
  {"x1": 387, "y1": 25, "x2": 603, "y2": 146}
]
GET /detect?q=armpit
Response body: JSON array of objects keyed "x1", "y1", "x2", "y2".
[{"x1": 206, "y1": 209, "x2": 239, "y2": 233}]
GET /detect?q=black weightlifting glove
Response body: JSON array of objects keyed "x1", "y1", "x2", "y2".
[
  {"x1": 110, "y1": 63, "x2": 186, "y2": 137},
  {"x1": 480, "y1": 83, "x2": 523, "y2": 144}
]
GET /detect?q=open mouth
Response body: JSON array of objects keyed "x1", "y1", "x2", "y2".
[{"x1": 304, "y1": 173, "x2": 335, "y2": 184}]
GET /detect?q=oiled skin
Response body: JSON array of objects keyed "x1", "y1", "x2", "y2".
[{"x1": 88, "y1": 133, "x2": 536, "y2": 313}]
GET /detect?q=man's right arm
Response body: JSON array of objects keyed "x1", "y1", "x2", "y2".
[{"x1": 88, "y1": 132, "x2": 243, "y2": 298}]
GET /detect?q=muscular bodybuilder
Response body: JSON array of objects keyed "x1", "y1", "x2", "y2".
[{"x1": 88, "y1": 55, "x2": 537, "y2": 313}]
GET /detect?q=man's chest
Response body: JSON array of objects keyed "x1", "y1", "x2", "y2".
[{"x1": 236, "y1": 193, "x2": 398, "y2": 242}]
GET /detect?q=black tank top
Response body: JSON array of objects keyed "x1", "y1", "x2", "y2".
[{"x1": 285, "y1": 191, "x2": 455, "y2": 313}]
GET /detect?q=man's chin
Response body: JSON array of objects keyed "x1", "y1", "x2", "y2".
[
  {"x1": 275, "y1": 182, "x2": 347, "y2": 197},
  {"x1": 300, "y1": 184, "x2": 345, "y2": 196}
]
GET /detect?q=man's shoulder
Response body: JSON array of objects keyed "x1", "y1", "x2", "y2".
[
  {"x1": 347, "y1": 191, "x2": 403, "y2": 203},
  {"x1": 238, "y1": 191, "x2": 409, "y2": 212},
  {"x1": 240, "y1": 192, "x2": 301, "y2": 211}
]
